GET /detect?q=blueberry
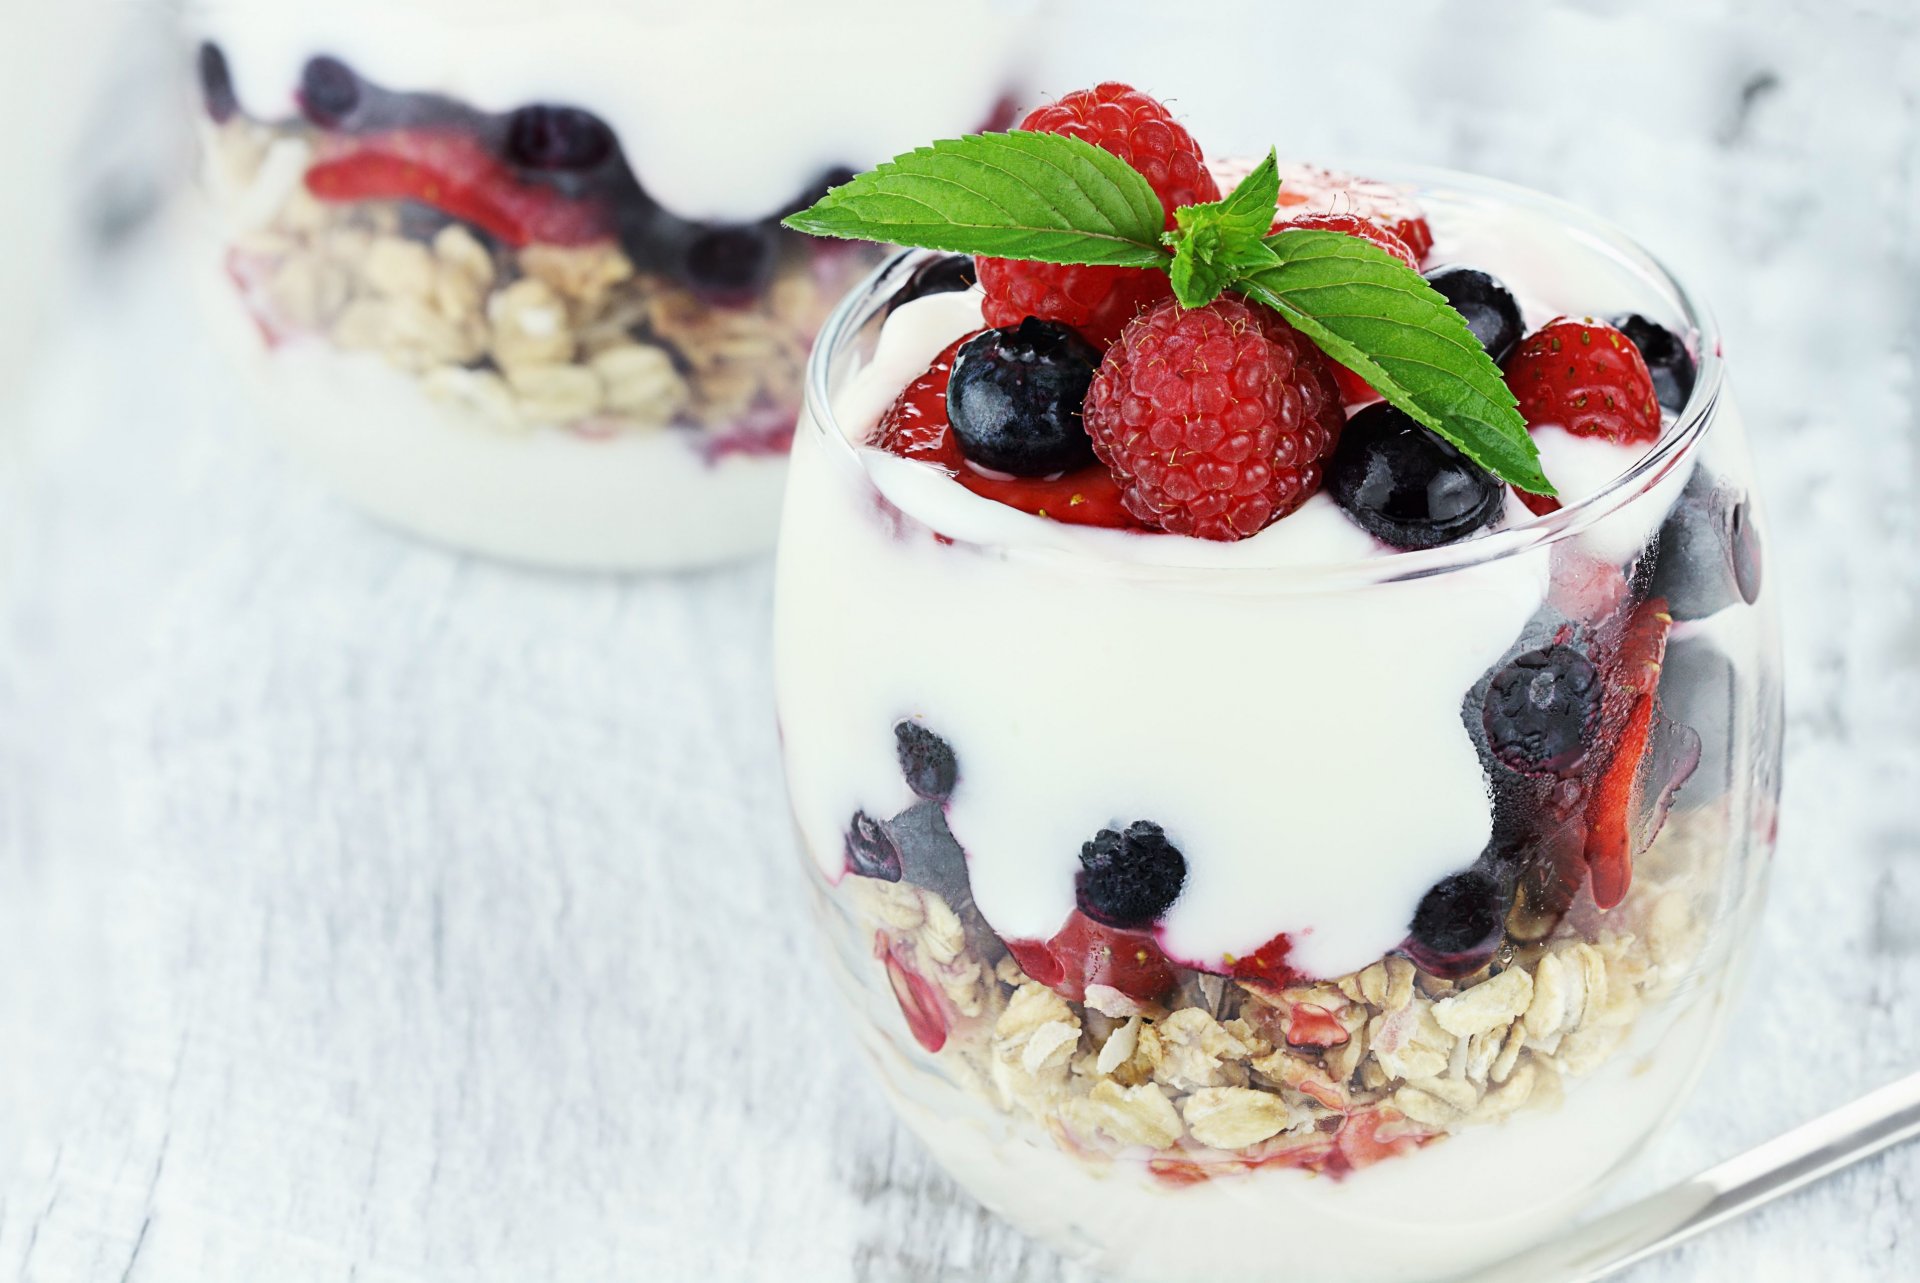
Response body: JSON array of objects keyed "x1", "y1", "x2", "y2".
[
  {"x1": 1406, "y1": 869, "x2": 1511, "y2": 979},
  {"x1": 1730, "y1": 498, "x2": 1764, "y2": 605},
  {"x1": 1482, "y1": 644, "x2": 1601, "y2": 777},
  {"x1": 682, "y1": 224, "x2": 780, "y2": 297},
  {"x1": 889, "y1": 254, "x2": 978, "y2": 313},
  {"x1": 947, "y1": 319, "x2": 1100, "y2": 476},
  {"x1": 1612, "y1": 313, "x2": 1696, "y2": 414},
  {"x1": 504, "y1": 105, "x2": 616, "y2": 172},
  {"x1": 1648, "y1": 468, "x2": 1757, "y2": 620},
  {"x1": 1658, "y1": 637, "x2": 1734, "y2": 798},
  {"x1": 894, "y1": 721, "x2": 958, "y2": 801},
  {"x1": 198, "y1": 43, "x2": 237, "y2": 123},
  {"x1": 1076, "y1": 821, "x2": 1186, "y2": 929},
  {"x1": 298, "y1": 56, "x2": 360, "y2": 128},
  {"x1": 890, "y1": 801, "x2": 975, "y2": 909},
  {"x1": 845, "y1": 810, "x2": 903, "y2": 882},
  {"x1": 1326, "y1": 403, "x2": 1504, "y2": 549},
  {"x1": 1424, "y1": 266, "x2": 1523, "y2": 361}
]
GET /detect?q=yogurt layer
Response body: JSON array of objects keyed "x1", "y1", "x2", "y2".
[
  {"x1": 777, "y1": 184, "x2": 1703, "y2": 980},
  {"x1": 189, "y1": 0, "x2": 1036, "y2": 223}
]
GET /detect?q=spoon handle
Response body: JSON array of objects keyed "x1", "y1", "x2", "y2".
[{"x1": 1478, "y1": 1070, "x2": 1920, "y2": 1282}]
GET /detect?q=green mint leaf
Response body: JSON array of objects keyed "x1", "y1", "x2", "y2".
[
  {"x1": 1163, "y1": 149, "x2": 1281, "y2": 307},
  {"x1": 781, "y1": 130, "x2": 1170, "y2": 268},
  {"x1": 1208, "y1": 148, "x2": 1283, "y2": 234},
  {"x1": 1236, "y1": 229, "x2": 1555, "y2": 496}
]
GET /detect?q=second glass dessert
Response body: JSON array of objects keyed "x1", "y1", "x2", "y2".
[{"x1": 187, "y1": 0, "x2": 1031, "y2": 568}]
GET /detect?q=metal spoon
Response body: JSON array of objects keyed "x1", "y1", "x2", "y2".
[{"x1": 1476, "y1": 1070, "x2": 1920, "y2": 1282}]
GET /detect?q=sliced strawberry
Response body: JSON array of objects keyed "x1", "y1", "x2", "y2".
[
  {"x1": 1249, "y1": 1130, "x2": 1339, "y2": 1172},
  {"x1": 223, "y1": 247, "x2": 285, "y2": 348},
  {"x1": 874, "y1": 336, "x2": 1149, "y2": 531},
  {"x1": 1582, "y1": 598, "x2": 1674, "y2": 909},
  {"x1": 1329, "y1": 1106, "x2": 1430, "y2": 1176},
  {"x1": 1149, "y1": 1157, "x2": 1229, "y2": 1186},
  {"x1": 1586, "y1": 695, "x2": 1653, "y2": 909},
  {"x1": 1223, "y1": 931, "x2": 1303, "y2": 990},
  {"x1": 305, "y1": 129, "x2": 613, "y2": 247},
  {"x1": 1284, "y1": 1003, "x2": 1350, "y2": 1050},
  {"x1": 1005, "y1": 910, "x2": 1175, "y2": 1005},
  {"x1": 877, "y1": 934, "x2": 948, "y2": 1053}
]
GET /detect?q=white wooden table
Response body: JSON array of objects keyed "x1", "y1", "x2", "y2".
[{"x1": 2, "y1": 4, "x2": 1917, "y2": 1279}]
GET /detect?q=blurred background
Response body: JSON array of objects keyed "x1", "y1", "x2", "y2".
[{"x1": 2, "y1": 1, "x2": 1915, "y2": 1280}]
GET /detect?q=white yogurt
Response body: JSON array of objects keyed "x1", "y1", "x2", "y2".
[
  {"x1": 188, "y1": 0, "x2": 1036, "y2": 223},
  {"x1": 776, "y1": 187, "x2": 1708, "y2": 978}
]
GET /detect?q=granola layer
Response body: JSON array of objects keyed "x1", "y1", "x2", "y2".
[
  {"x1": 835, "y1": 808, "x2": 1723, "y2": 1182},
  {"x1": 204, "y1": 117, "x2": 867, "y2": 448}
]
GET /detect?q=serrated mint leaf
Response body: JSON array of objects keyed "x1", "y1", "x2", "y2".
[
  {"x1": 1163, "y1": 149, "x2": 1281, "y2": 308},
  {"x1": 1208, "y1": 148, "x2": 1282, "y2": 234},
  {"x1": 781, "y1": 130, "x2": 1171, "y2": 268},
  {"x1": 1234, "y1": 229, "x2": 1554, "y2": 496}
]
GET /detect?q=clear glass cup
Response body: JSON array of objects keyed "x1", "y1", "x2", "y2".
[
  {"x1": 183, "y1": 2, "x2": 1029, "y2": 569},
  {"x1": 774, "y1": 172, "x2": 1782, "y2": 1283}
]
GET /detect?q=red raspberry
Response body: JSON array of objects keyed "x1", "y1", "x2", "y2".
[
  {"x1": 1211, "y1": 160, "x2": 1434, "y2": 262},
  {"x1": 1503, "y1": 318, "x2": 1662, "y2": 446},
  {"x1": 1084, "y1": 296, "x2": 1346, "y2": 540},
  {"x1": 1271, "y1": 214, "x2": 1418, "y2": 405},
  {"x1": 978, "y1": 84, "x2": 1220, "y2": 345},
  {"x1": 1273, "y1": 212, "x2": 1417, "y2": 268}
]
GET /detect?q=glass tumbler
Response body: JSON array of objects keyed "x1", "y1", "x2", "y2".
[
  {"x1": 185, "y1": 0, "x2": 1032, "y2": 568},
  {"x1": 774, "y1": 174, "x2": 1782, "y2": 1283}
]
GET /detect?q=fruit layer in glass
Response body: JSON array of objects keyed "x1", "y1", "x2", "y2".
[
  {"x1": 187, "y1": 1, "x2": 1029, "y2": 568},
  {"x1": 775, "y1": 168, "x2": 1782, "y2": 1283}
]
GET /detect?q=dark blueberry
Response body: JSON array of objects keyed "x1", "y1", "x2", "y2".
[
  {"x1": 504, "y1": 105, "x2": 616, "y2": 172},
  {"x1": 894, "y1": 721, "x2": 958, "y2": 801},
  {"x1": 888, "y1": 254, "x2": 978, "y2": 313},
  {"x1": 845, "y1": 810, "x2": 903, "y2": 882},
  {"x1": 890, "y1": 801, "x2": 975, "y2": 909},
  {"x1": 1635, "y1": 705, "x2": 1703, "y2": 851},
  {"x1": 198, "y1": 42, "x2": 238, "y2": 123},
  {"x1": 1076, "y1": 821, "x2": 1186, "y2": 929},
  {"x1": 396, "y1": 202, "x2": 461, "y2": 243},
  {"x1": 1730, "y1": 498, "x2": 1764, "y2": 604},
  {"x1": 1658, "y1": 637, "x2": 1734, "y2": 801},
  {"x1": 947, "y1": 319, "x2": 1100, "y2": 477},
  {"x1": 1482, "y1": 644, "x2": 1601, "y2": 777},
  {"x1": 1612, "y1": 313, "x2": 1697, "y2": 414},
  {"x1": 1423, "y1": 266, "x2": 1523, "y2": 362},
  {"x1": 298, "y1": 56, "x2": 360, "y2": 128},
  {"x1": 682, "y1": 224, "x2": 780, "y2": 298},
  {"x1": 1648, "y1": 469, "x2": 1749, "y2": 620},
  {"x1": 1326, "y1": 403, "x2": 1505, "y2": 549},
  {"x1": 1406, "y1": 869, "x2": 1511, "y2": 979}
]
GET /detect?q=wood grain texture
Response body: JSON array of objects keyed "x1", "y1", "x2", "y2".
[{"x1": 1, "y1": 3, "x2": 1917, "y2": 1280}]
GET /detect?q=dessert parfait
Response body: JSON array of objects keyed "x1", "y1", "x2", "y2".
[
  {"x1": 186, "y1": 1, "x2": 1031, "y2": 568},
  {"x1": 775, "y1": 85, "x2": 1782, "y2": 1282}
]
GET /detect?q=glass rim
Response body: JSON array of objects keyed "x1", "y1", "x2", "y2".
[{"x1": 800, "y1": 162, "x2": 1726, "y2": 590}]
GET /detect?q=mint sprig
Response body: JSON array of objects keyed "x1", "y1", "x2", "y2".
[
  {"x1": 785, "y1": 132, "x2": 1552, "y2": 496},
  {"x1": 1163, "y1": 150, "x2": 1282, "y2": 304}
]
